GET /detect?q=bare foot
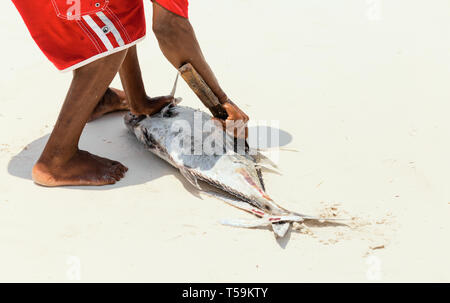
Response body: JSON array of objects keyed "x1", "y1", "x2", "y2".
[
  {"x1": 32, "y1": 150, "x2": 128, "y2": 186},
  {"x1": 130, "y1": 95, "x2": 174, "y2": 116},
  {"x1": 89, "y1": 88, "x2": 129, "y2": 121}
]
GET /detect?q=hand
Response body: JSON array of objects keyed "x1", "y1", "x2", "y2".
[
  {"x1": 130, "y1": 95, "x2": 174, "y2": 116},
  {"x1": 212, "y1": 100, "x2": 250, "y2": 139}
]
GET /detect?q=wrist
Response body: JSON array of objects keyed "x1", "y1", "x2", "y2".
[{"x1": 218, "y1": 93, "x2": 229, "y2": 104}]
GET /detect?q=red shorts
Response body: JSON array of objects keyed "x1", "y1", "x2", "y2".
[
  {"x1": 153, "y1": 0, "x2": 189, "y2": 19},
  {"x1": 12, "y1": 0, "x2": 189, "y2": 72}
]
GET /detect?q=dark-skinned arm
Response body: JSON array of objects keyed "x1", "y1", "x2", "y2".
[{"x1": 152, "y1": 2, "x2": 249, "y2": 138}]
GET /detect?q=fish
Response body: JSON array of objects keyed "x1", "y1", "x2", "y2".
[{"x1": 124, "y1": 101, "x2": 321, "y2": 238}]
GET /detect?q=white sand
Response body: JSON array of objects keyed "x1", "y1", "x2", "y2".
[{"x1": 1, "y1": 0, "x2": 449, "y2": 282}]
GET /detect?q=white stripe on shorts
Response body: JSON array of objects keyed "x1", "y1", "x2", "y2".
[
  {"x1": 96, "y1": 12, "x2": 125, "y2": 47},
  {"x1": 82, "y1": 15, "x2": 114, "y2": 51}
]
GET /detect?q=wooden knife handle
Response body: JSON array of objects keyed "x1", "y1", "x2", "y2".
[{"x1": 179, "y1": 63, "x2": 228, "y2": 120}]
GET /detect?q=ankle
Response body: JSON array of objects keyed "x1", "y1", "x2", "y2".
[
  {"x1": 129, "y1": 94, "x2": 150, "y2": 114},
  {"x1": 37, "y1": 147, "x2": 79, "y2": 167}
]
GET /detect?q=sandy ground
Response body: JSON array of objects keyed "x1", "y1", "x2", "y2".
[{"x1": 1, "y1": 0, "x2": 449, "y2": 282}]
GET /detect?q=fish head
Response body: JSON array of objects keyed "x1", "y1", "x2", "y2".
[{"x1": 124, "y1": 112, "x2": 147, "y2": 131}]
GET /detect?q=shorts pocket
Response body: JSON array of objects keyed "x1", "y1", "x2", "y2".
[{"x1": 51, "y1": 0, "x2": 110, "y2": 20}]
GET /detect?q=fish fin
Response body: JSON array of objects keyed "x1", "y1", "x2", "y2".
[
  {"x1": 255, "y1": 163, "x2": 282, "y2": 175},
  {"x1": 222, "y1": 214, "x2": 305, "y2": 230},
  {"x1": 202, "y1": 190, "x2": 266, "y2": 217},
  {"x1": 179, "y1": 167, "x2": 201, "y2": 190},
  {"x1": 172, "y1": 97, "x2": 183, "y2": 105},
  {"x1": 271, "y1": 222, "x2": 290, "y2": 238},
  {"x1": 308, "y1": 217, "x2": 349, "y2": 223},
  {"x1": 160, "y1": 97, "x2": 183, "y2": 117},
  {"x1": 279, "y1": 147, "x2": 299, "y2": 152},
  {"x1": 256, "y1": 168, "x2": 266, "y2": 192},
  {"x1": 170, "y1": 72, "x2": 179, "y2": 97},
  {"x1": 287, "y1": 210, "x2": 331, "y2": 221},
  {"x1": 271, "y1": 215, "x2": 305, "y2": 222},
  {"x1": 220, "y1": 218, "x2": 271, "y2": 228},
  {"x1": 250, "y1": 150, "x2": 280, "y2": 169},
  {"x1": 160, "y1": 105, "x2": 171, "y2": 117},
  {"x1": 204, "y1": 190, "x2": 306, "y2": 235}
]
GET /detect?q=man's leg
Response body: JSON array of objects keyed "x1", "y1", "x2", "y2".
[
  {"x1": 32, "y1": 50, "x2": 129, "y2": 186},
  {"x1": 89, "y1": 88, "x2": 128, "y2": 122},
  {"x1": 119, "y1": 45, "x2": 173, "y2": 115},
  {"x1": 89, "y1": 45, "x2": 174, "y2": 120}
]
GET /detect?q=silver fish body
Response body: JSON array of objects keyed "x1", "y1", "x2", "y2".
[{"x1": 124, "y1": 104, "x2": 310, "y2": 237}]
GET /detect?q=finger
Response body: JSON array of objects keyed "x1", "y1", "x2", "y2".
[
  {"x1": 213, "y1": 117, "x2": 242, "y2": 138},
  {"x1": 223, "y1": 102, "x2": 246, "y2": 117},
  {"x1": 225, "y1": 119, "x2": 248, "y2": 139},
  {"x1": 212, "y1": 117, "x2": 248, "y2": 139},
  {"x1": 211, "y1": 117, "x2": 226, "y2": 130},
  {"x1": 235, "y1": 125, "x2": 248, "y2": 139}
]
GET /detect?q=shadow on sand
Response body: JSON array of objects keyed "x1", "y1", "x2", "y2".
[
  {"x1": 255, "y1": 220, "x2": 348, "y2": 249},
  {"x1": 8, "y1": 112, "x2": 344, "y2": 247},
  {"x1": 8, "y1": 112, "x2": 293, "y2": 192}
]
